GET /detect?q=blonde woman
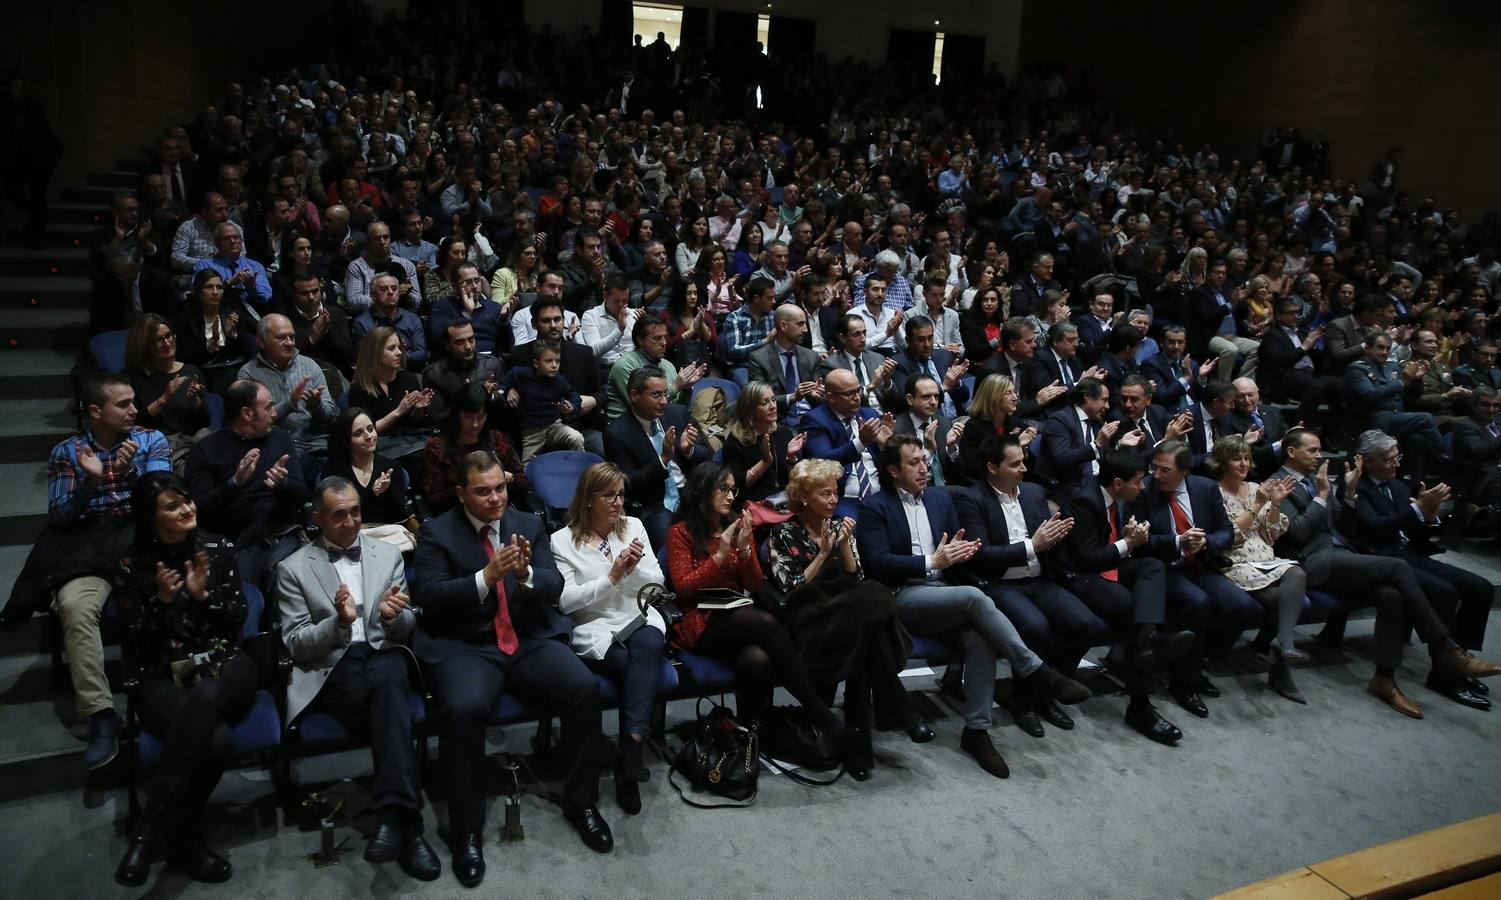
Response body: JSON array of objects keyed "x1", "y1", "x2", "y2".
[
  {"x1": 550, "y1": 462, "x2": 666, "y2": 815},
  {"x1": 958, "y1": 375, "x2": 1038, "y2": 482},
  {"x1": 720, "y1": 381, "x2": 807, "y2": 507},
  {"x1": 350, "y1": 326, "x2": 434, "y2": 433}
]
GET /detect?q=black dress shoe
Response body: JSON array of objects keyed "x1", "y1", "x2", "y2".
[
  {"x1": 1131, "y1": 629, "x2": 1195, "y2": 670},
  {"x1": 1197, "y1": 675, "x2": 1222, "y2": 698},
  {"x1": 1427, "y1": 672, "x2": 1493, "y2": 711},
  {"x1": 114, "y1": 836, "x2": 155, "y2": 887},
  {"x1": 365, "y1": 822, "x2": 400, "y2": 863},
  {"x1": 1169, "y1": 684, "x2": 1209, "y2": 718},
  {"x1": 399, "y1": 832, "x2": 441, "y2": 882},
  {"x1": 1470, "y1": 677, "x2": 1491, "y2": 696},
  {"x1": 615, "y1": 776, "x2": 642, "y2": 815},
  {"x1": 451, "y1": 832, "x2": 485, "y2": 888},
  {"x1": 959, "y1": 728, "x2": 1010, "y2": 779},
  {"x1": 171, "y1": 841, "x2": 232, "y2": 884},
  {"x1": 1037, "y1": 699, "x2": 1074, "y2": 730},
  {"x1": 905, "y1": 722, "x2": 936, "y2": 743},
  {"x1": 563, "y1": 805, "x2": 614, "y2": 854},
  {"x1": 1124, "y1": 703, "x2": 1182, "y2": 745},
  {"x1": 843, "y1": 726, "x2": 873, "y2": 779},
  {"x1": 1011, "y1": 706, "x2": 1045, "y2": 738}
]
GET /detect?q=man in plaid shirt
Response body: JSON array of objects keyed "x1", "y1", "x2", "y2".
[
  {"x1": 721, "y1": 276, "x2": 777, "y2": 386},
  {"x1": 41, "y1": 374, "x2": 169, "y2": 770}
]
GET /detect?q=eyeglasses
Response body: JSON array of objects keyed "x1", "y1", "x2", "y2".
[
  {"x1": 596, "y1": 490, "x2": 627, "y2": 503},
  {"x1": 715, "y1": 483, "x2": 739, "y2": 497},
  {"x1": 154, "y1": 332, "x2": 177, "y2": 344},
  {"x1": 828, "y1": 388, "x2": 861, "y2": 398}
]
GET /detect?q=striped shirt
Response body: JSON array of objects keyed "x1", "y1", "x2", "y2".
[{"x1": 47, "y1": 427, "x2": 171, "y2": 525}]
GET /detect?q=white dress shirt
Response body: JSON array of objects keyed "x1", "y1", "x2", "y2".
[
  {"x1": 841, "y1": 415, "x2": 871, "y2": 500},
  {"x1": 326, "y1": 538, "x2": 367, "y2": 644},
  {"x1": 1101, "y1": 486, "x2": 1131, "y2": 560},
  {"x1": 992, "y1": 486, "x2": 1041, "y2": 579},
  {"x1": 1075, "y1": 405, "x2": 1101, "y2": 476},
  {"x1": 898, "y1": 488, "x2": 939, "y2": 580},
  {"x1": 464, "y1": 509, "x2": 534, "y2": 599},
  {"x1": 580, "y1": 303, "x2": 638, "y2": 365},
  {"x1": 511, "y1": 308, "x2": 583, "y2": 347},
  {"x1": 550, "y1": 516, "x2": 666, "y2": 660}
]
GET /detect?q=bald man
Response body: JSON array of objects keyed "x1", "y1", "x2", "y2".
[
  {"x1": 802, "y1": 367, "x2": 892, "y2": 518},
  {"x1": 747, "y1": 303, "x2": 825, "y2": 424}
]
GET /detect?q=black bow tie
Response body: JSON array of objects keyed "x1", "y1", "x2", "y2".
[{"x1": 326, "y1": 543, "x2": 361, "y2": 563}]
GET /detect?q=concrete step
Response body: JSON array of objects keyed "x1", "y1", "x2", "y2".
[
  {"x1": 2, "y1": 308, "x2": 89, "y2": 352},
  {"x1": 0, "y1": 275, "x2": 93, "y2": 308},
  {"x1": 47, "y1": 203, "x2": 107, "y2": 227},
  {"x1": 6, "y1": 224, "x2": 96, "y2": 250},
  {"x1": 0, "y1": 396, "x2": 78, "y2": 467},
  {"x1": 0, "y1": 249, "x2": 89, "y2": 278},
  {"x1": 59, "y1": 185, "x2": 117, "y2": 206},
  {"x1": 0, "y1": 462, "x2": 48, "y2": 520},
  {"x1": 83, "y1": 171, "x2": 139, "y2": 190}
]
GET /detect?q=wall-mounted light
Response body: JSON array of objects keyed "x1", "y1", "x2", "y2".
[{"x1": 933, "y1": 19, "x2": 941, "y2": 26}]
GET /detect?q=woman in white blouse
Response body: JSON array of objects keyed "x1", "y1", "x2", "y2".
[{"x1": 550, "y1": 462, "x2": 666, "y2": 815}]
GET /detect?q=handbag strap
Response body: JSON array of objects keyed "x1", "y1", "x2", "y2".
[
  {"x1": 759, "y1": 753, "x2": 847, "y2": 787},
  {"x1": 666, "y1": 754, "x2": 758, "y2": 808}
]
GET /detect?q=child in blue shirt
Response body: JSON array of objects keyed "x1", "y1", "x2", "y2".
[{"x1": 500, "y1": 339, "x2": 583, "y2": 459}]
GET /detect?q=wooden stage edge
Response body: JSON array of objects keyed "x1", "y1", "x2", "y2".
[{"x1": 1213, "y1": 811, "x2": 1501, "y2": 900}]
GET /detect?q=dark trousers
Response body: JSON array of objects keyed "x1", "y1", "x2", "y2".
[
  {"x1": 1305, "y1": 548, "x2": 1447, "y2": 668},
  {"x1": 1280, "y1": 369, "x2": 1344, "y2": 429},
  {"x1": 985, "y1": 577, "x2": 1110, "y2": 676},
  {"x1": 300, "y1": 643, "x2": 421, "y2": 814},
  {"x1": 136, "y1": 652, "x2": 262, "y2": 817},
  {"x1": 1072, "y1": 557, "x2": 1167, "y2": 697},
  {"x1": 587, "y1": 626, "x2": 666, "y2": 739},
  {"x1": 1404, "y1": 553, "x2": 1494, "y2": 651},
  {"x1": 640, "y1": 504, "x2": 672, "y2": 558},
  {"x1": 1164, "y1": 568, "x2": 1247, "y2": 685},
  {"x1": 425, "y1": 638, "x2": 601, "y2": 834}
]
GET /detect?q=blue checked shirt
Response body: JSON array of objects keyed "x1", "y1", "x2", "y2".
[
  {"x1": 47, "y1": 427, "x2": 171, "y2": 526},
  {"x1": 722, "y1": 307, "x2": 775, "y2": 363}
]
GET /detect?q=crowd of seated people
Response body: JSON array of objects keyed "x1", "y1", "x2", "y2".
[{"x1": 4, "y1": 7, "x2": 1501, "y2": 888}]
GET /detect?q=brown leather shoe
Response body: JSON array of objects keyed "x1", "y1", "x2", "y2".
[
  {"x1": 1367, "y1": 675, "x2": 1423, "y2": 719},
  {"x1": 1436, "y1": 645, "x2": 1501, "y2": 680}
]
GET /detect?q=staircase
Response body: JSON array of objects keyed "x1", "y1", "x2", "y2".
[{"x1": 0, "y1": 149, "x2": 153, "y2": 775}]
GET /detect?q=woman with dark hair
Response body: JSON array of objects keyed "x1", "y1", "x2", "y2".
[
  {"x1": 420, "y1": 382, "x2": 526, "y2": 514},
  {"x1": 768, "y1": 459, "x2": 931, "y2": 778},
  {"x1": 665, "y1": 463, "x2": 845, "y2": 755},
  {"x1": 695, "y1": 244, "x2": 738, "y2": 316},
  {"x1": 488, "y1": 238, "x2": 543, "y2": 309},
  {"x1": 123, "y1": 313, "x2": 210, "y2": 443},
  {"x1": 323, "y1": 407, "x2": 412, "y2": 530},
  {"x1": 731, "y1": 220, "x2": 764, "y2": 277},
  {"x1": 113, "y1": 471, "x2": 269, "y2": 886},
  {"x1": 674, "y1": 214, "x2": 710, "y2": 276},
  {"x1": 172, "y1": 269, "x2": 253, "y2": 392},
  {"x1": 664, "y1": 278, "x2": 716, "y2": 368},
  {"x1": 423, "y1": 235, "x2": 468, "y2": 306},
  {"x1": 349, "y1": 327, "x2": 434, "y2": 434},
  {"x1": 269, "y1": 231, "x2": 328, "y2": 311},
  {"x1": 620, "y1": 215, "x2": 656, "y2": 278},
  {"x1": 959, "y1": 284, "x2": 1008, "y2": 365},
  {"x1": 549, "y1": 462, "x2": 667, "y2": 814},
  {"x1": 1138, "y1": 244, "x2": 1186, "y2": 325}
]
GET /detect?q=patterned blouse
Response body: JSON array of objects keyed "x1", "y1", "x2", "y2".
[
  {"x1": 768, "y1": 519, "x2": 861, "y2": 595},
  {"x1": 665, "y1": 522, "x2": 763, "y2": 651},
  {"x1": 119, "y1": 534, "x2": 246, "y2": 674}
]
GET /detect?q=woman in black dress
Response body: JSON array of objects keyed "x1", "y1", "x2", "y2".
[
  {"x1": 114, "y1": 472, "x2": 271, "y2": 886},
  {"x1": 719, "y1": 381, "x2": 807, "y2": 508},
  {"x1": 419, "y1": 382, "x2": 528, "y2": 514},
  {"x1": 767, "y1": 459, "x2": 930, "y2": 780},
  {"x1": 322, "y1": 407, "x2": 412, "y2": 528},
  {"x1": 172, "y1": 269, "x2": 253, "y2": 393},
  {"x1": 122, "y1": 313, "x2": 210, "y2": 452},
  {"x1": 349, "y1": 326, "x2": 434, "y2": 434}
]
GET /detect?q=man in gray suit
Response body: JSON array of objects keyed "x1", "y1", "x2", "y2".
[
  {"x1": 746, "y1": 303, "x2": 825, "y2": 424},
  {"x1": 1274, "y1": 428, "x2": 1493, "y2": 717},
  {"x1": 1323, "y1": 294, "x2": 1389, "y2": 375},
  {"x1": 276, "y1": 477, "x2": 438, "y2": 881},
  {"x1": 819, "y1": 313, "x2": 899, "y2": 411}
]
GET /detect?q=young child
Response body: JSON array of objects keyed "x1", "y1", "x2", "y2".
[{"x1": 500, "y1": 339, "x2": 584, "y2": 459}]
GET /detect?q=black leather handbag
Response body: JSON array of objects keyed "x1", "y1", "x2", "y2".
[{"x1": 669, "y1": 701, "x2": 760, "y2": 807}]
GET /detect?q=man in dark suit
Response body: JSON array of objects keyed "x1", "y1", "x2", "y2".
[
  {"x1": 146, "y1": 132, "x2": 206, "y2": 208},
  {"x1": 1070, "y1": 290, "x2": 1121, "y2": 367},
  {"x1": 1097, "y1": 323, "x2": 1144, "y2": 408},
  {"x1": 1112, "y1": 375, "x2": 1192, "y2": 462},
  {"x1": 411, "y1": 453, "x2": 612, "y2": 886},
  {"x1": 1054, "y1": 451, "x2": 1193, "y2": 744},
  {"x1": 855, "y1": 434, "x2": 1086, "y2": 777},
  {"x1": 242, "y1": 197, "x2": 292, "y2": 271},
  {"x1": 1186, "y1": 259, "x2": 1259, "y2": 379},
  {"x1": 894, "y1": 373, "x2": 966, "y2": 487},
  {"x1": 1139, "y1": 324, "x2": 1201, "y2": 412},
  {"x1": 1136, "y1": 441, "x2": 1262, "y2": 718},
  {"x1": 1273, "y1": 427, "x2": 1493, "y2": 717},
  {"x1": 1322, "y1": 294, "x2": 1387, "y2": 376},
  {"x1": 513, "y1": 295, "x2": 608, "y2": 454},
  {"x1": 802, "y1": 368, "x2": 890, "y2": 518},
  {"x1": 603, "y1": 366, "x2": 712, "y2": 551},
  {"x1": 1229, "y1": 377, "x2": 1289, "y2": 478},
  {"x1": 1258, "y1": 297, "x2": 1343, "y2": 427},
  {"x1": 1343, "y1": 431, "x2": 1499, "y2": 708},
  {"x1": 745, "y1": 303, "x2": 823, "y2": 426},
  {"x1": 983, "y1": 318, "x2": 1068, "y2": 418},
  {"x1": 956, "y1": 435, "x2": 1110, "y2": 736},
  {"x1": 1449, "y1": 387, "x2": 1501, "y2": 504},
  {"x1": 892, "y1": 315, "x2": 970, "y2": 419},
  {"x1": 276, "y1": 478, "x2": 439, "y2": 881},
  {"x1": 819, "y1": 313, "x2": 900, "y2": 412},
  {"x1": 1038, "y1": 377, "x2": 1134, "y2": 487},
  {"x1": 1185, "y1": 378, "x2": 1238, "y2": 469},
  {"x1": 1009, "y1": 252, "x2": 1059, "y2": 318}
]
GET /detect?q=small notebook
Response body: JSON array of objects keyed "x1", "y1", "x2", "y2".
[{"x1": 694, "y1": 587, "x2": 754, "y2": 611}]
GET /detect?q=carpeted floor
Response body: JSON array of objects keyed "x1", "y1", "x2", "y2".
[{"x1": 3, "y1": 571, "x2": 1499, "y2": 899}]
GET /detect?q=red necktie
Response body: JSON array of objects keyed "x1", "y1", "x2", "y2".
[
  {"x1": 481, "y1": 525, "x2": 520, "y2": 654},
  {"x1": 1102, "y1": 503, "x2": 1120, "y2": 582},
  {"x1": 1169, "y1": 496, "x2": 1200, "y2": 566}
]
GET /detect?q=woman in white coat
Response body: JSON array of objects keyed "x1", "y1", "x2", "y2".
[{"x1": 550, "y1": 462, "x2": 667, "y2": 815}]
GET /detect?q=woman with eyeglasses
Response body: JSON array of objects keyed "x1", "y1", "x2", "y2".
[
  {"x1": 549, "y1": 462, "x2": 667, "y2": 815},
  {"x1": 123, "y1": 313, "x2": 210, "y2": 448},
  {"x1": 665, "y1": 463, "x2": 845, "y2": 757},
  {"x1": 765, "y1": 459, "x2": 928, "y2": 780}
]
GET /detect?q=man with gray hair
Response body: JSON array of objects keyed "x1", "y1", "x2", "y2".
[
  {"x1": 751, "y1": 240, "x2": 798, "y2": 302},
  {"x1": 857, "y1": 249, "x2": 916, "y2": 313},
  {"x1": 344, "y1": 221, "x2": 420, "y2": 314},
  {"x1": 237, "y1": 313, "x2": 339, "y2": 437},
  {"x1": 275, "y1": 477, "x2": 438, "y2": 880}
]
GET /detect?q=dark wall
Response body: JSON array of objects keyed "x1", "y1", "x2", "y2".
[
  {"x1": 3, "y1": 1, "x2": 335, "y2": 193},
  {"x1": 1017, "y1": 0, "x2": 1501, "y2": 213}
]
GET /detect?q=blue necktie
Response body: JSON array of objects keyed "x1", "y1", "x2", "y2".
[
  {"x1": 783, "y1": 350, "x2": 799, "y2": 395},
  {"x1": 651, "y1": 422, "x2": 680, "y2": 512}
]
